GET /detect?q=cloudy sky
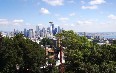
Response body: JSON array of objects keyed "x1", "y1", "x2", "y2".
[{"x1": 0, "y1": 0, "x2": 116, "y2": 32}]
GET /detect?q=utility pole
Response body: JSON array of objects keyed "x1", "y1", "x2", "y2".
[
  {"x1": 0, "y1": 32, "x2": 2, "y2": 49},
  {"x1": 58, "y1": 37, "x2": 64, "y2": 73}
]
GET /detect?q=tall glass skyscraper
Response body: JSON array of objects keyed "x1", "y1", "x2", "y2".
[{"x1": 28, "y1": 29, "x2": 34, "y2": 38}]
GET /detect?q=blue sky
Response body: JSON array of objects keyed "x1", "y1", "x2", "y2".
[{"x1": 0, "y1": 0, "x2": 116, "y2": 32}]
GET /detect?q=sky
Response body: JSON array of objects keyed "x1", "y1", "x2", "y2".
[{"x1": 0, "y1": 0, "x2": 116, "y2": 32}]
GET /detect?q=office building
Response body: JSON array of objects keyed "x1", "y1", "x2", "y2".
[{"x1": 28, "y1": 29, "x2": 34, "y2": 38}]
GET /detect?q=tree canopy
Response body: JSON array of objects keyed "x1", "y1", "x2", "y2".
[
  {"x1": 40, "y1": 38, "x2": 53, "y2": 46},
  {"x1": 57, "y1": 30, "x2": 116, "y2": 73},
  {"x1": 0, "y1": 31, "x2": 116, "y2": 73},
  {"x1": 0, "y1": 34, "x2": 45, "y2": 73}
]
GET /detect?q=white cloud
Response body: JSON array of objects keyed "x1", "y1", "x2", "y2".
[
  {"x1": 42, "y1": 0, "x2": 64, "y2": 6},
  {"x1": 71, "y1": 24, "x2": 75, "y2": 26},
  {"x1": 69, "y1": 13, "x2": 76, "y2": 16},
  {"x1": 81, "y1": 0, "x2": 106, "y2": 10},
  {"x1": 40, "y1": 8, "x2": 50, "y2": 14},
  {"x1": 108, "y1": 14, "x2": 116, "y2": 20},
  {"x1": 58, "y1": 23, "x2": 76, "y2": 31},
  {"x1": 12, "y1": 19, "x2": 24, "y2": 25},
  {"x1": 48, "y1": 19, "x2": 116, "y2": 32},
  {"x1": 59, "y1": 17, "x2": 69, "y2": 22},
  {"x1": 0, "y1": 19, "x2": 25, "y2": 26},
  {"x1": 77, "y1": 20, "x2": 93, "y2": 25},
  {"x1": 0, "y1": 19, "x2": 36, "y2": 31},
  {"x1": 0, "y1": 19, "x2": 9, "y2": 25},
  {"x1": 0, "y1": 19, "x2": 7, "y2": 21},
  {"x1": 75, "y1": 19, "x2": 116, "y2": 32},
  {"x1": 89, "y1": 0, "x2": 106, "y2": 5},
  {"x1": 13, "y1": 19, "x2": 24, "y2": 23},
  {"x1": 82, "y1": 5, "x2": 98, "y2": 9},
  {"x1": 81, "y1": 1, "x2": 85, "y2": 4}
]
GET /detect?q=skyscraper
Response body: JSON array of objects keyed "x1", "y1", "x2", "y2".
[
  {"x1": 49, "y1": 22, "x2": 54, "y2": 35},
  {"x1": 50, "y1": 25, "x2": 52, "y2": 35},
  {"x1": 36, "y1": 26, "x2": 40, "y2": 32},
  {"x1": 42, "y1": 27, "x2": 46, "y2": 37},
  {"x1": 58, "y1": 26, "x2": 61, "y2": 33},
  {"x1": 35, "y1": 26, "x2": 40, "y2": 38},
  {"x1": 54, "y1": 28, "x2": 57, "y2": 35},
  {"x1": 51, "y1": 24, "x2": 54, "y2": 32},
  {"x1": 47, "y1": 27, "x2": 50, "y2": 33},
  {"x1": 28, "y1": 29, "x2": 34, "y2": 39},
  {"x1": 24, "y1": 28, "x2": 27, "y2": 37}
]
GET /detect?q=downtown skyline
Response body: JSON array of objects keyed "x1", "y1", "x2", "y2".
[{"x1": 0, "y1": 0, "x2": 116, "y2": 32}]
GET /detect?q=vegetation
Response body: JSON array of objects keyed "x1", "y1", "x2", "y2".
[
  {"x1": 0, "y1": 31, "x2": 116, "y2": 73},
  {"x1": 40, "y1": 38, "x2": 53, "y2": 46},
  {"x1": 0, "y1": 34, "x2": 45, "y2": 73},
  {"x1": 57, "y1": 30, "x2": 116, "y2": 73}
]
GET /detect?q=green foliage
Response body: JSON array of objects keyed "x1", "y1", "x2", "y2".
[
  {"x1": 112, "y1": 40, "x2": 116, "y2": 44},
  {"x1": 1, "y1": 31, "x2": 116, "y2": 73},
  {"x1": 57, "y1": 30, "x2": 116, "y2": 73},
  {"x1": 40, "y1": 38, "x2": 53, "y2": 46},
  {"x1": 56, "y1": 30, "x2": 91, "y2": 50},
  {"x1": 0, "y1": 34, "x2": 45, "y2": 73}
]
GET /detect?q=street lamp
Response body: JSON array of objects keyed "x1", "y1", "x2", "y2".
[{"x1": 16, "y1": 64, "x2": 20, "y2": 73}]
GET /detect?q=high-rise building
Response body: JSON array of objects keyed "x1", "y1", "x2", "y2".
[
  {"x1": 36, "y1": 26, "x2": 39, "y2": 31},
  {"x1": 58, "y1": 26, "x2": 61, "y2": 33},
  {"x1": 24, "y1": 28, "x2": 27, "y2": 37},
  {"x1": 40, "y1": 30, "x2": 43, "y2": 37},
  {"x1": 21, "y1": 22, "x2": 63, "y2": 39},
  {"x1": 49, "y1": 22, "x2": 54, "y2": 35},
  {"x1": 54, "y1": 28, "x2": 57, "y2": 35},
  {"x1": 42, "y1": 27, "x2": 46, "y2": 37},
  {"x1": 47, "y1": 27, "x2": 50, "y2": 34},
  {"x1": 35, "y1": 26, "x2": 40, "y2": 38},
  {"x1": 51, "y1": 24, "x2": 54, "y2": 33},
  {"x1": 28, "y1": 29, "x2": 34, "y2": 38},
  {"x1": 50, "y1": 25, "x2": 53, "y2": 35}
]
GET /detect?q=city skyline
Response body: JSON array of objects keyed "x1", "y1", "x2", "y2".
[
  {"x1": 1, "y1": 23, "x2": 63, "y2": 39},
  {"x1": 0, "y1": 0, "x2": 116, "y2": 32}
]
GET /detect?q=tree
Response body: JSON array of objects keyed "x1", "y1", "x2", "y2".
[
  {"x1": 112, "y1": 40, "x2": 116, "y2": 44},
  {"x1": 56, "y1": 30, "x2": 116, "y2": 73},
  {"x1": 40, "y1": 38, "x2": 53, "y2": 46},
  {"x1": 56, "y1": 30, "x2": 91, "y2": 50},
  {"x1": 0, "y1": 34, "x2": 45, "y2": 73}
]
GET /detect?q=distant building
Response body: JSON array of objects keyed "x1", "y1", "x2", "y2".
[
  {"x1": 36, "y1": 25, "x2": 40, "y2": 32},
  {"x1": 58, "y1": 26, "x2": 61, "y2": 33},
  {"x1": 4, "y1": 22, "x2": 63, "y2": 40},
  {"x1": 54, "y1": 28, "x2": 58, "y2": 35},
  {"x1": 28, "y1": 29, "x2": 34, "y2": 39},
  {"x1": 1, "y1": 32, "x2": 8, "y2": 37},
  {"x1": 50, "y1": 25, "x2": 53, "y2": 35},
  {"x1": 35, "y1": 26, "x2": 40, "y2": 38},
  {"x1": 24, "y1": 28, "x2": 27, "y2": 37}
]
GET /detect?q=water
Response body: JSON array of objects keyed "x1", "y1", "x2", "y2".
[{"x1": 78, "y1": 32, "x2": 116, "y2": 39}]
